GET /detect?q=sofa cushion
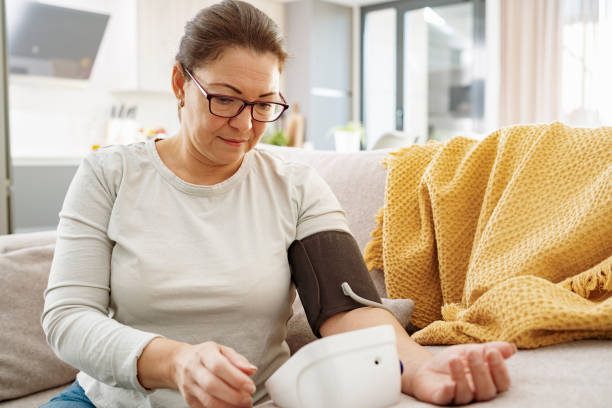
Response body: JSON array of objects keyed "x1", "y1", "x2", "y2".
[
  {"x1": 0, "y1": 384, "x2": 70, "y2": 407},
  {"x1": 260, "y1": 340, "x2": 612, "y2": 408},
  {"x1": 0, "y1": 233, "x2": 77, "y2": 401},
  {"x1": 260, "y1": 146, "x2": 390, "y2": 252}
]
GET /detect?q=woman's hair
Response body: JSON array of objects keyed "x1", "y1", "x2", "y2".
[{"x1": 176, "y1": 0, "x2": 288, "y2": 73}]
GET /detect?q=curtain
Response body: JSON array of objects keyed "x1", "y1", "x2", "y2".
[
  {"x1": 499, "y1": 0, "x2": 563, "y2": 126},
  {"x1": 499, "y1": 0, "x2": 612, "y2": 127},
  {"x1": 560, "y1": 0, "x2": 612, "y2": 126}
]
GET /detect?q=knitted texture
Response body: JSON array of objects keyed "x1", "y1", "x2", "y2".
[{"x1": 364, "y1": 122, "x2": 612, "y2": 349}]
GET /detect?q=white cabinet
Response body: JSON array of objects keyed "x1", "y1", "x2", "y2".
[
  {"x1": 91, "y1": 0, "x2": 207, "y2": 93},
  {"x1": 93, "y1": 0, "x2": 284, "y2": 93},
  {"x1": 135, "y1": 0, "x2": 215, "y2": 93}
]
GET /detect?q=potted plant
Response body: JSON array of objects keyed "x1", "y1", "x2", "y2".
[
  {"x1": 331, "y1": 121, "x2": 364, "y2": 152},
  {"x1": 261, "y1": 129, "x2": 289, "y2": 146}
]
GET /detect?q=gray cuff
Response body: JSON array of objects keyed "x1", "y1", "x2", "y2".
[{"x1": 288, "y1": 230, "x2": 382, "y2": 337}]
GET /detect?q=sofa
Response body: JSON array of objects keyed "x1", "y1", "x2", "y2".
[{"x1": 1, "y1": 146, "x2": 611, "y2": 407}]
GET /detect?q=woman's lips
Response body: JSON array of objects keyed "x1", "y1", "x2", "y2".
[{"x1": 219, "y1": 136, "x2": 247, "y2": 146}]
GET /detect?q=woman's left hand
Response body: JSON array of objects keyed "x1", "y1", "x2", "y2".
[{"x1": 407, "y1": 341, "x2": 516, "y2": 406}]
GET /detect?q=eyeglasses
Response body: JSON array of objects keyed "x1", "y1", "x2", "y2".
[{"x1": 183, "y1": 67, "x2": 289, "y2": 123}]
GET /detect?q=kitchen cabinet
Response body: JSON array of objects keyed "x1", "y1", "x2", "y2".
[
  {"x1": 93, "y1": 0, "x2": 195, "y2": 93},
  {"x1": 133, "y1": 0, "x2": 211, "y2": 93},
  {"x1": 98, "y1": 0, "x2": 284, "y2": 93}
]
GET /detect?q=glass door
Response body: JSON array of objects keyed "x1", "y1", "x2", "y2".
[{"x1": 361, "y1": 0, "x2": 485, "y2": 147}]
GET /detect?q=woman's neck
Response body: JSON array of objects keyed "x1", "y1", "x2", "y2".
[{"x1": 155, "y1": 136, "x2": 243, "y2": 186}]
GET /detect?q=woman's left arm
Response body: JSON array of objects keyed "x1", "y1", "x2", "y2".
[
  {"x1": 320, "y1": 307, "x2": 515, "y2": 406},
  {"x1": 290, "y1": 167, "x2": 515, "y2": 405}
]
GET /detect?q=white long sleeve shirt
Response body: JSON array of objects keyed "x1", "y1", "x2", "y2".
[{"x1": 42, "y1": 139, "x2": 349, "y2": 407}]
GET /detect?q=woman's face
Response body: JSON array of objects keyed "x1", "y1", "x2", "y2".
[{"x1": 176, "y1": 47, "x2": 281, "y2": 169}]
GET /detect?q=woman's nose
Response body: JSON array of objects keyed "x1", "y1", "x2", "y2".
[{"x1": 229, "y1": 105, "x2": 253, "y2": 131}]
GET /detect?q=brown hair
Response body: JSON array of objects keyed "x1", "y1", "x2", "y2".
[{"x1": 176, "y1": 0, "x2": 288, "y2": 74}]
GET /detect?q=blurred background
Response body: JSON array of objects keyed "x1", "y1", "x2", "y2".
[{"x1": 1, "y1": 0, "x2": 611, "y2": 233}]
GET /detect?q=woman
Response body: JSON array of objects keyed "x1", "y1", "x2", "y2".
[{"x1": 41, "y1": 1, "x2": 515, "y2": 407}]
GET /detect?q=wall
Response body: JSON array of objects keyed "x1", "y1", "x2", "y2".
[
  {"x1": 9, "y1": 78, "x2": 179, "y2": 160},
  {"x1": 285, "y1": 0, "x2": 353, "y2": 150},
  {"x1": 11, "y1": 164, "x2": 77, "y2": 233}
]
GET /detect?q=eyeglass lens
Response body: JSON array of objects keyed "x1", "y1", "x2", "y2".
[{"x1": 210, "y1": 96, "x2": 284, "y2": 121}]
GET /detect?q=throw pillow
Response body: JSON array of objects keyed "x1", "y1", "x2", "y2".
[{"x1": 0, "y1": 243, "x2": 77, "y2": 401}]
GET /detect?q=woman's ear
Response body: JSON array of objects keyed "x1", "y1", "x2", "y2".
[{"x1": 171, "y1": 62, "x2": 186, "y2": 102}]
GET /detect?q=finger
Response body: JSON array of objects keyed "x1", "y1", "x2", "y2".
[
  {"x1": 468, "y1": 349, "x2": 497, "y2": 401},
  {"x1": 450, "y1": 357, "x2": 473, "y2": 405},
  {"x1": 201, "y1": 351, "x2": 256, "y2": 395},
  {"x1": 486, "y1": 349, "x2": 511, "y2": 392},
  {"x1": 187, "y1": 386, "x2": 247, "y2": 408},
  {"x1": 483, "y1": 341, "x2": 517, "y2": 359},
  {"x1": 430, "y1": 382, "x2": 455, "y2": 406},
  {"x1": 183, "y1": 388, "x2": 205, "y2": 408},
  {"x1": 193, "y1": 369, "x2": 253, "y2": 408},
  {"x1": 204, "y1": 393, "x2": 250, "y2": 408},
  {"x1": 183, "y1": 384, "x2": 211, "y2": 408},
  {"x1": 220, "y1": 346, "x2": 258, "y2": 375}
]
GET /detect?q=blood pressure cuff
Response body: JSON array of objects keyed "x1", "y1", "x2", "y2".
[{"x1": 288, "y1": 230, "x2": 382, "y2": 337}]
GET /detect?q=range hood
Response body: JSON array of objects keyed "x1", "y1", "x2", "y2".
[{"x1": 6, "y1": 1, "x2": 109, "y2": 80}]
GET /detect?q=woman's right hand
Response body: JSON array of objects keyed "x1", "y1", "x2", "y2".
[{"x1": 170, "y1": 341, "x2": 258, "y2": 408}]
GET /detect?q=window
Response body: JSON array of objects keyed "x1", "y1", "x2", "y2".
[
  {"x1": 561, "y1": 0, "x2": 612, "y2": 126},
  {"x1": 361, "y1": 0, "x2": 485, "y2": 147}
]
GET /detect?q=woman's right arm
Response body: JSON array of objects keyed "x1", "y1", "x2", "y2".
[
  {"x1": 42, "y1": 151, "x2": 162, "y2": 393},
  {"x1": 43, "y1": 151, "x2": 257, "y2": 407}
]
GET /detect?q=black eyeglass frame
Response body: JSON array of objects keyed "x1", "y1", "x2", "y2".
[{"x1": 183, "y1": 66, "x2": 289, "y2": 123}]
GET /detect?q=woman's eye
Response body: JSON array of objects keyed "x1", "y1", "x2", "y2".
[
  {"x1": 217, "y1": 97, "x2": 234, "y2": 105},
  {"x1": 256, "y1": 103, "x2": 273, "y2": 111}
]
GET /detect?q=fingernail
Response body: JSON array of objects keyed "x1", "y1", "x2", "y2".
[
  {"x1": 243, "y1": 383, "x2": 256, "y2": 394},
  {"x1": 512, "y1": 343, "x2": 518, "y2": 352}
]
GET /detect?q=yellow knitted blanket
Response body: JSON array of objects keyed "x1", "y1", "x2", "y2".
[{"x1": 365, "y1": 122, "x2": 612, "y2": 348}]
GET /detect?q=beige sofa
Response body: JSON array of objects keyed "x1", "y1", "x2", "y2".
[{"x1": 1, "y1": 146, "x2": 611, "y2": 407}]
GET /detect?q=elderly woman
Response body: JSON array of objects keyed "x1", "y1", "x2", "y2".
[{"x1": 41, "y1": 1, "x2": 515, "y2": 407}]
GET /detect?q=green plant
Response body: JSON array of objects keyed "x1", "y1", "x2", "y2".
[
  {"x1": 332, "y1": 121, "x2": 364, "y2": 133},
  {"x1": 331, "y1": 121, "x2": 365, "y2": 143},
  {"x1": 261, "y1": 129, "x2": 289, "y2": 146}
]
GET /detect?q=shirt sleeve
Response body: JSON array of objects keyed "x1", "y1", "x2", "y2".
[
  {"x1": 41, "y1": 148, "x2": 161, "y2": 394},
  {"x1": 292, "y1": 164, "x2": 351, "y2": 240}
]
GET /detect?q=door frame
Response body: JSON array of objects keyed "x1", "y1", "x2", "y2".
[
  {"x1": 0, "y1": 0, "x2": 12, "y2": 235},
  {"x1": 360, "y1": 0, "x2": 485, "y2": 140}
]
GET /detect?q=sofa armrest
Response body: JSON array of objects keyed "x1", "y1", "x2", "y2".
[{"x1": 0, "y1": 230, "x2": 56, "y2": 254}]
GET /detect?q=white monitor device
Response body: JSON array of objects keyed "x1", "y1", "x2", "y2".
[{"x1": 265, "y1": 325, "x2": 402, "y2": 408}]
